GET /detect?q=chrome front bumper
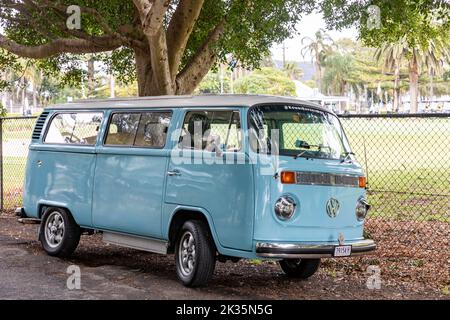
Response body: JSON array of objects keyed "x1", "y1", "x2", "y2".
[{"x1": 256, "y1": 239, "x2": 376, "y2": 259}]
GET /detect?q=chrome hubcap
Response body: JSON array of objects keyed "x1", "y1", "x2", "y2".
[
  {"x1": 44, "y1": 212, "x2": 65, "y2": 248},
  {"x1": 178, "y1": 231, "x2": 196, "y2": 276}
]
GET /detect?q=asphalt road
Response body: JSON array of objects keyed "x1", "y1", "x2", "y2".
[
  {"x1": 0, "y1": 234, "x2": 236, "y2": 300},
  {"x1": 0, "y1": 215, "x2": 446, "y2": 300}
]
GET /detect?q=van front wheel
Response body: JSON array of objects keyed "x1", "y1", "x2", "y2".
[
  {"x1": 279, "y1": 258, "x2": 320, "y2": 279},
  {"x1": 175, "y1": 220, "x2": 216, "y2": 287},
  {"x1": 39, "y1": 207, "x2": 81, "y2": 257}
]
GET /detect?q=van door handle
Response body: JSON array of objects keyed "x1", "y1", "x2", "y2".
[{"x1": 167, "y1": 169, "x2": 181, "y2": 176}]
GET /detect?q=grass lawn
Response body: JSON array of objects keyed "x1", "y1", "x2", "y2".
[{"x1": 2, "y1": 156, "x2": 27, "y2": 208}]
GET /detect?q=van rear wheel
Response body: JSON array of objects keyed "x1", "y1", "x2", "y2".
[
  {"x1": 39, "y1": 207, "x2": 81, "y2": 257},
  {"x1": 279, "y1": 258, "x2": 320, "y2": 279},
  {"x1": 175, "y1": 220, "x2": 216, "y2": 287}
]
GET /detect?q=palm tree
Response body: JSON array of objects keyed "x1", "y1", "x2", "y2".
[
  {"x1": 422, "y1": 37, "x2": 450, "y2": 100},
  {"x1": 375, "y1": 36, "x2": 449, "y2": 113},
  {"x1": 300, "y1": 29, "x2": 335, "y2": 93},
  {"x1": 323, "y1": 52, "x2": 360, "y2": 110},
  {"x1": 374, "y1": 39, "x2": 406, "y2": 112},
  {"x1": 283, "y1": 61, "x2": 304, "y2": 80}
]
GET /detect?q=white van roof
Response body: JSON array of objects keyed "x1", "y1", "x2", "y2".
[{"x1": 47, "y1": 94, "x2": 331, "y2": 113}]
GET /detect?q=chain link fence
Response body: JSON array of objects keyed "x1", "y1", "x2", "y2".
[
  {"x1": 1, "y1": 114, "x2": 449, "y2": 256},
  {"x1": 340, "y1": 114, "x2": 450, "y2": 257},
  {"x1": 0, "y1": 116, "x2": 36, "y2": 210}
]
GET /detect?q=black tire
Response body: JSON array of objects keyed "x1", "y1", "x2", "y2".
[
  {"x1": 279, "y1": 258, "x2": 320, "y2": 279},
  {"x1": 175, "y1": 220, "x2": 216, "y2": 287},
  {"x1": 39, "y1": 207, "x2": 81, "y2": 257}
]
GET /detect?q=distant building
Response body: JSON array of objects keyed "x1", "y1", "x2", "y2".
[{"x1": 294, "y1": 80, "x2": 349, "y2": 114}]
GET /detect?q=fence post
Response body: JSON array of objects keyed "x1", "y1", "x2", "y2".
[{"x1": 0, "y1": 117, "x2": 3, "y2": 212}]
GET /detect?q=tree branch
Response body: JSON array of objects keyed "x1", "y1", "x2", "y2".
[
  {"x1": 166, "y1": 0, "x2": 204, "y2": 80},
  {"x1": 133, "y1": 0, "x2": 171, "y2": 37},
  {"x1": 0, "y1": 34, "x2": 124, "y2": 58},
  {"x1": 38, "y1": 0, "x2": 115, "y2": 35},
  {"x1": 176, "y1": 20, "x2": 225, "y2": 94}
]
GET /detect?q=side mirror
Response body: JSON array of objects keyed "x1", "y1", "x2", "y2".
[{"x1": 295, "y1": 139, "x2": 310, "y2": 149}]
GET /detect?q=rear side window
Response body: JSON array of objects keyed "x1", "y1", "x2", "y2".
[
  {"x1": 44, "y1": 112, "x2": 103, "y2": 145},
  {"x1": 105, "y1": 111, "x2": 172, "y2": 148}
]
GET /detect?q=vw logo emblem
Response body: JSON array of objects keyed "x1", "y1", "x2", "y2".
[{"x1": 326, "y1": 198, "x2": 340, "y2": 218}]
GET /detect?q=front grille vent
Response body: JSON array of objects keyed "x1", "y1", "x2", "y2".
[{"x1": 296, "y1": 172, "x2": 359, "y2": 187}]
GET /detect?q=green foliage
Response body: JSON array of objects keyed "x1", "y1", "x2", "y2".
[
  {"x1": 283, "y1": 61, "x2": 304, "y2": 80},
  {"x1": 214, "y1": 0, "x2": 315, "y2": 69},
  {"x1": 93, "y1": 81, "x2": 139, "y2": 99},
  {"x1": 0, "y1": 0, "x2": 316, "y2": 89},
  {"x1": 234, "y1": 67, "x2": 296, "y2": 96},
  {"x1": 323, "y1": 52, "x2": 356, "y2": 94},
  {"x1": 0, "y1": 102, "x2": 6, "y2": 117},
  {"x1": 321, "y1": 0, "x2": 449, "y2": 50},
  {"x1": 196, "y1": 71, "x2": 231, "y2": 94},
  {"x1": 303, "y1": 80, "x2": 317, "y2": 88}
]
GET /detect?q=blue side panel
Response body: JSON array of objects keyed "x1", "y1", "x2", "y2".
[
  {"x1": 164, "y1": 155, "x2": 255, "y2": 251},
  {"x1": 92, "y1": 148, "x2": 169, "y2": 238},
  {"x1": 23, "y1": 147, "x2": 97, "y2": 226}
]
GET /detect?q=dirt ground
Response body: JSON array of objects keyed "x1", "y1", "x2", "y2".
[{"x1": 0, "y1": 211, "x2": 448, "y2": 300}]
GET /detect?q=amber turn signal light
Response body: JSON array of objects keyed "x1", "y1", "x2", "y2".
[
  {"x1": 359, "y1": 176, "x2": 367, "y2": 188},
  {"x1": 280, "y1": 171, "x2": 296, "y2": 184}
]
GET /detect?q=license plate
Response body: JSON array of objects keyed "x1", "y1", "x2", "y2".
[{"x1": 333, "y1": 245, "x2": 352, "y2": 257}]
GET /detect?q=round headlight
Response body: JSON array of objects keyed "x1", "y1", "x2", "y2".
[
  {"x1": 356, "y1": 197, "x2": 370, "y2": 221},
  {"x1": 274, "y1": 195, "x2": 297, "y2": 220}
]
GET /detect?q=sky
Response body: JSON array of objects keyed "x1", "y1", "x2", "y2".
[{"x1": 270, "y1": 11, "x2": 358, "y2": 62}]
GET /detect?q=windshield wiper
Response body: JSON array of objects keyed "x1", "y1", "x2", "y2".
[{"x1": 293, "y1": 144, "x2": 332, "y2": 159}]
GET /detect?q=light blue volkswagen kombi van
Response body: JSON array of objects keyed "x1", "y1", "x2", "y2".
[{"x1": 19, "y1": 95, "x2": 375, "y2": 287}]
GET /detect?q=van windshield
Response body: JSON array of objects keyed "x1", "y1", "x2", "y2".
[{"x1": 248, "y1": 105, "x2": 352, "y2": 160}]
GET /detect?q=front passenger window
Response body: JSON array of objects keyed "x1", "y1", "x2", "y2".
[{"x1": 179, "y1": 110, "x2": 241, "y2": 151}]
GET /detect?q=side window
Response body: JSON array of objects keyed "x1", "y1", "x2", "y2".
[
  {"x1": 135, "y1": 112, "x2": 172, "y2": 148},
  {"x1": 105, "y1": 113, "x2": 140, "y2": 145},
  {"x1": 105, "y1": 111, "x2": 172, "y2": 148},
  {"x1": 179, "y1": 110, "x2": 241, "y2": 151},
  {"x1": 44, "y1": 112, "x2": 103, "y2": 145}
]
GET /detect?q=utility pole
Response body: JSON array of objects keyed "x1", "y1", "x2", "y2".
[{"x1": 282, "y1": 42, "x2": 286, "y2": 68}]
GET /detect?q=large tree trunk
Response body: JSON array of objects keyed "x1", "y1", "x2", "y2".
[
  {"x1": 409, "y1": 51, "x2": 419, "y2": 113},
  {"x1": 0, "y1": 1, "x2": 225, "y2": 99},
  {"x1": 135, "y1": 48, "x2": 164, "y2": 96}
]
